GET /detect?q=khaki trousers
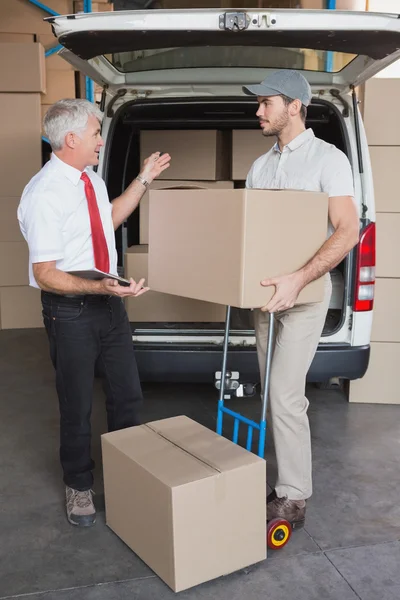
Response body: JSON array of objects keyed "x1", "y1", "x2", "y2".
[{"x1": 253, "y1": 275, "x2": 332, "y2": 500}]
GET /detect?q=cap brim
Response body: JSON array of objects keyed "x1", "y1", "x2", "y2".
[{"x1": 242, "y1": 84, "x2": 281, "y2": 97}]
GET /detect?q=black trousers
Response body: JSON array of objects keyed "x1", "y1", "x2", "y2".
[{"x1": 42, "y1": 291, "x2": 143, "y2": 491}]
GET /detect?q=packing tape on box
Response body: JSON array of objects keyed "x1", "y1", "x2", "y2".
[{"x1": 145, "y1": 423, "x2": 223, "y2": 474}]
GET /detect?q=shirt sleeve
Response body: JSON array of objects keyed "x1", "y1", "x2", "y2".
[
  {"x1": 19, "y1": 190, "x2": 65, "y2": 264},
  {"x1": 320, "y1": 148, "x2": 355, "y2": 198}
]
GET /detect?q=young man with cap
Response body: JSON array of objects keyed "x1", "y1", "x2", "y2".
[{"x1": 243, "y1": 70, "x2": 359, "y2": 526}]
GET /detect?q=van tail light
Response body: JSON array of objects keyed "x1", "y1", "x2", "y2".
[{"x1": 353, "y1": 222, "x2": 376, "y2": 312}]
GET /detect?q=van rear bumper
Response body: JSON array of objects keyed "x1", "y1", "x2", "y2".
[{"x1": 134, "y1": 343, "x2": 370, "y2": 384}]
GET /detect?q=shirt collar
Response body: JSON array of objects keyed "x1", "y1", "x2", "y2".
[
  {"x1": 273, "y1": 128, "x2": 314, "y2": 154},
  {"x1": 50, "y1": 152, "x2": 86, "y2": 186}
]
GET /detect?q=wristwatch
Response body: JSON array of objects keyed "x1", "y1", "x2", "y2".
[{"x1": 136, "y1": 174, "x2": 150, "y2": 188}]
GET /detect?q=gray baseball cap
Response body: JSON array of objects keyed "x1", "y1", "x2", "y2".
[{"x1": 243, "y1": 69, "x2": 312, "y2": 107}]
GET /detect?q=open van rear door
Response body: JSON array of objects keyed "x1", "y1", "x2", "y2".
[{"x1": 46, "y1": 8, "x2": 400, "y2": 92}]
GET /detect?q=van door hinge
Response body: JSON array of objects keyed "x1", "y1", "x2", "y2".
[
  {"x1": 330, "y1": 89, "x2": 350, "y2": 118},
  {"x1": 100, "y1": 85, "x2": 108, "y2": 113},
  {"x1": 106, "y1": 88, "x2": 127, "y2": 118},
  {"x1": 219, "y1": 12, "x2": 251, "y2": 31}
]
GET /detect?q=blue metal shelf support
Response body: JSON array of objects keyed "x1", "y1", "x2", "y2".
[
  {"x1": 84, "y1": 0, "x2": 94, "y2": 103},
  {"x1": 325, "y1": 0, "x2": 336, "y2": 72},
  {"x1": 27, "y1": 0, "x2": 60, "y2": 16}
]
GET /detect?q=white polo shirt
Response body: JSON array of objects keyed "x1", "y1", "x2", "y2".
[
  {"x1": 246, "y1": 128, "x2": 355, "y2": 236},
  {"x1": 18, "y1": 153, "x2": 118, "y2": 289}
]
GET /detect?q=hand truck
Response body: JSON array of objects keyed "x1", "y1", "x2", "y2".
[{"x1": 216, "y1": 305, "x2": 292, "y2": 550}]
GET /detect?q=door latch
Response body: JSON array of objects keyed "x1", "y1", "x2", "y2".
[{"x1": 219, "y1": 12, "x2": 251, "y2": 31}]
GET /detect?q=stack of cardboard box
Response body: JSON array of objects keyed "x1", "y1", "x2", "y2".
[
  {"x1": 0, "y1": 1, "x2": 115, "y2": 129},
  {"x1": 349, "y1": 77, "x2": 400, "y2": 404},
  {"x1": 124, "y1": 128, "x2": 296, "y2": 323},
  {"x1": 125, "y1": 129, "x2": 234, "y2": 323},
  {"x1": 0, "y1": 41, "x2": 45, "y2": 329},
  {"x1": 0, "y1": 1, "x2": 78, "y2": 132}
]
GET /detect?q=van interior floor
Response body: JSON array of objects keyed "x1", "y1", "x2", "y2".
[{"x1": 1, "y1": 328, "x2": 400, "y2": 600}]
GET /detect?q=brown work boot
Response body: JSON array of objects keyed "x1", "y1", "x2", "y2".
[
  {"x1": 267, "y1": 495, "x2": 306, "y2": 528},
  {"x1": 65, "y1": 486, "x2": 96, "y2": 527}
]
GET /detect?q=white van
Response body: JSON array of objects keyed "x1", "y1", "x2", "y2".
[{"x1": 47, "y1": 8, "x2": 400, "y2": 391}]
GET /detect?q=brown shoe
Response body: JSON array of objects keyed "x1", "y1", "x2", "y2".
[
  {"x1": 267, "y1": 495, "x2": 306, "y2": 528},
  {"x1": 65, "y1": 486, "x2": 96, "y2": 527}
]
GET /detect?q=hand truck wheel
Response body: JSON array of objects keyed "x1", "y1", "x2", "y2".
[{"x1": 267, "y1": 518, "x2": 292, "y2": 550}]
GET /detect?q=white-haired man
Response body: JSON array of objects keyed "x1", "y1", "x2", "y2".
[{"x1": 18, "y1": 99, "x2": 171, "y2": 527}]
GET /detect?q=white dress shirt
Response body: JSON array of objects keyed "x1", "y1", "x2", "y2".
[
  {"x1": 246, "y1": 128, "x2": 356, "y2": 237},
  {"x1": 18, "y1": 153, "x2": 118, "y2": 288}
]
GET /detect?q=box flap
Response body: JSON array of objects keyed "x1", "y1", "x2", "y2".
[
  {"x1": 102, "y1": 422, "x2": 217, "y2": 488},
  {"x1": 148, "y1": 416, "x2": 264, "y2": 472},
  {"x1": 102, "y1": 416, "x2": 263, "y2": 489}
]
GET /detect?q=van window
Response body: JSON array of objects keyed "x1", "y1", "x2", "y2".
[{"x1": 108, "y1": 47, "x2": 356, "y2": 74}]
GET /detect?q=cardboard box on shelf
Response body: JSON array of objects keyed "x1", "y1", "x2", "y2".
[
  {"x1": 125, "y1": 246, "x2": 226, "y2": 322},
  {"x1": 139, "y1": 180, "x2": 234, "y2": 245},
  {"x1": 370, "y1": 147, "x2": 400, "y2": 213},
  {"x1": 0, "y1": 242, "x2": 29, "y2": 286},
  {"x1": 0, "y1": 0, "x2": 74, "y2": 35},
  {"x1": 140, "y1": 130, "x2": 230, "y2": 181},
  {"x1": 0, "y1": 199, "x2": 24, "y2": 242},
  {"x1": 42, "y1": 70, "x2": 76, "y2": 104},
  {"x1": 231, "y1": 130, "x2": 275, "y2": 180},
  {"x1": 0, "y1": 286, "x2": 43, "y2": 330},
  {"x1": 364, "y1": 79, "x2": 400, "y2": 146},
  {"x1": 74, "y1": 1, "x2": 113, "y2": 11},
  {"x1": 148, "y1": 189, "x2": 328, "y2": 308},
  {"x1": 349, "y1": 342, "x2": 400, "y2": 404},
  {"x1": 0, "y1": 34, "x2": 34, "y2": 43},
  {"x1": 37, "y1": 34, "x2": 74, "y2": 71},
  {"x1": 41, "y1": 104, "x2": 52, "y2": 125},
  {"x1": 101, "y1": 415, "x2": 266, "y2": 592},
  {"x1": 0, "y1": 43, "x2": 45, "y2": 93},
  {"x1": 301, "y1": 0, "x2": 324, "y2": 7},
  {"x1": 376, "y1": 213, "x2": 400, "y2": 278},
  {"x1": 0, "y1": 93, "x2": 42, "y2": 197}
]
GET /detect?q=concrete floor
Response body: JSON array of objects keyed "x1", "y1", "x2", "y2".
[{"x1": 1, "y1": 329, "x2": 400, "y2": 600}]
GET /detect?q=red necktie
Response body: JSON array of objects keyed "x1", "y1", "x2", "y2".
[{"x1": 81, "y1": 172, "x2": 110, "y2": 273}]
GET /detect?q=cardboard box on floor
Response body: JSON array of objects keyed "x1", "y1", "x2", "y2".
[
  {"x1": 139, "y1": 180, "x2": 234, "y2": 245},
  {"x1": 231, "y1": 130, "x2": 275, "y2": 180},
  {"x1": 101, "y1": 415, "x2": 266, "y2": 592},
  {"x1": 125, "y1": 246, "x2": 226, "y2": 322},
  {"x1": 371, "y1": 278, "x2": 400, "y2": 343},
  {"x1": 349, "y1": 342, "x2": 400, "y2": 404},
  {"x1": 0, "y1": 286, "x2": 43, "y2": 330},
  {"x1": 140, "y1": 130, "x2": 230, "y2": 181},
  {"x1": 0, "y1": 199, "x2": 24, "y2": 242},
  {"x1": 0, "y1": 43, "x2": 46, "y2": 93},
  {"x1": 0, "y1": 94, "x2": 42, "y2": 197},
  {"x1": 148, "y1": 189, "x2": 328, "y2": 308}
]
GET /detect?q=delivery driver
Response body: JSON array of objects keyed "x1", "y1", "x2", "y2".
[
  {"x1": 243, "y1": 70, "x2": 359, "y2": 526},
  {"x1": 18, "y1": 99, "x2": 171, "y2": 527}
]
